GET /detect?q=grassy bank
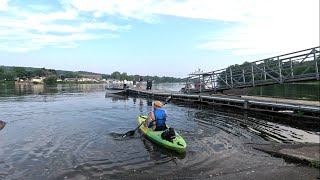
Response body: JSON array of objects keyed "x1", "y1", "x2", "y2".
[{"x1": 291, "y1": 80, "x2": 320, "y2": 85}]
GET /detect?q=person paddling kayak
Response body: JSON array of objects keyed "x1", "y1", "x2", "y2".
[{"x1": 144, "y1": 101, "x2": 167, "y2": 131}]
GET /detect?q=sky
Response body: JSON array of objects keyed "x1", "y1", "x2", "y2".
[{"x1": 0, "y1": 0, "x2": 319, "y2": 78}]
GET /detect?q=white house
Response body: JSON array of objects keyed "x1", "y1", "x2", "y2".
[{"x1": 31, "y1": 76, "x2": 45, "y2": 83}]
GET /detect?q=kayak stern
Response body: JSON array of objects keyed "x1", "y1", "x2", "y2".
[{"x1": 137, "y1": 115, "x2": 187, "y2": 153}]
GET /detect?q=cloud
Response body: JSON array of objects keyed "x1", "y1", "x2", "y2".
[
  {"x1": 1, "y1": 0, "x2": 318, "y2": 54},
  {"x1": 195, "y1": 0, "x2": 320, "y2": 56},
  {"x1": 0, "y1": 30, "x2": 118, "y2": 52},
  {"x1": 67, "y1": 0, "x2": 158, "y2": 22},
  {"x1": 67, "y1": 0, "x2": 253, "y2": 22},
  {"x1": 66, "y1": 0, "x2": 319, "y2": 56},
  {"x1": 0, "y1": 0, "x2": 9, "y2": 11},
  {"x1": 0, "y1": 0, "x2": 130, "y2": 52}
]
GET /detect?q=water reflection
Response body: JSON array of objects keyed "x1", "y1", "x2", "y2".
[
  {"x1": 133, "y1": 96, "x2": 137, "y2": 104},
  {"x1": 146, "y1": 99, "x2": 153, "y2": 107},
  {"x1": 179, "y1": 102, "x2": 320, "y2": 144},
  {"x1": 105, "y1": 93, "x2": 129, "y2": 102},
  {"x1": 0, "y1": 84, "x2": 106, "y2": 97},
  {"x1": 139, "y1": 98, "x2": 143, "y2": 113},
  {"x1": 142, "y1": 137, "x2": 186, "y2": 161}
]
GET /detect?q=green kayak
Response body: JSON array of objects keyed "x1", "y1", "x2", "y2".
[{"x1": 138, "y1": 115, "x2": 187, "y2": 153}]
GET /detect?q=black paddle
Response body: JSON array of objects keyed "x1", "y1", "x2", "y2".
[{"x1": 122, "y1": 96, "x2": 172, "y2": 138}]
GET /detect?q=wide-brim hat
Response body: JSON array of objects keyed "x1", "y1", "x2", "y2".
[{"x1": 154, "y1": 101, "x2": 163, "y2": 107}]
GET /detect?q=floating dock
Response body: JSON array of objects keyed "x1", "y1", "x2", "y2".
[{"x1": 125, "y1": 89, "x2": 320, "y2": 119}]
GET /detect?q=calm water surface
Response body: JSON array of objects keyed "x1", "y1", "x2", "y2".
[{"x1": 0, "y1": 84, "x2": 319, "y2": 179}]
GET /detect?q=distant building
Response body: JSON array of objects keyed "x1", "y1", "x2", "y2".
[
  {"x1": 64, "y1": 78, "x2": 78, "y2": 82},
  {"x1": 78, "y1": 78, "x2": 97, "y2": 82},
  {"x1": 80, "y1": 74, "x2": 102, "y2": 80},
  {"x1": 31, "y1": 76, "x2": 45, "y2": 83}
]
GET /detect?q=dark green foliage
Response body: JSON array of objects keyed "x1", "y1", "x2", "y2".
[
  {"x1": 0, "y1": 66, "x2": 181, "y2": 83},
  {"x1": 44, "y1": 76, "x2": 57, "y2": 85},
  {"x1": 33, "y1": 69, "x2": 46, "y2": 76},
  {"x1": 111, "y1": 71, "x2": 121, "y2": 79},
  {"x1": 0, "y1": 68, "x2": 4, "y2": 80},
  {"x1": 47, "y1": 69, "x2": 57, "y2": 75},
  {"x1": 13, "y1": 67, "x2": 28, "y2": 78},
  {"x1": 0, "y1": 67, "x2": 15, "y2": 80},
  {"x1": 120, "y1": 72, "x2": 128, "y2": 81},
  {"x1": 102, "y1": 74, "x2": 111, "y2": 79},
  {"x1": 108, "y1": 71, "x2": 182, "y2": 83},
  {"x1": 2, "y1": 71, "x2": 15, "y2": 80}
]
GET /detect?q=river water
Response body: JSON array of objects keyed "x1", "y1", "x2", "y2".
[{"x1": 0, "y1": 84, "x2": 319, "y2": 180}]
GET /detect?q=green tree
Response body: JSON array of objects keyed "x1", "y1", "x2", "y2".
[
  {"x1": 41, "y1": 67, "x2": 47, "y2": 76},
  {"x1": 102, "y1": 74, "x2": 111, "y2": 79},
  {"x1": 111, "y1": 71, "x2": 121, "y2": 79},
  {"x1": 3, "y1": 71, "x2": 15, "y2": 80},
  {"x1": 47, "y1": 69, "x2": 57, "y2": 75},
  {"x1": 13, "y1": 67, "x2": 28, "y2": 78},
  {"x1": 0, "y1": 68, "x2": 4, "y2": 80},
  {"x1": 120, "y1": 72, "x2": 128, "y2": 81},
  {"x1": 33, "y1": 69, "x2": 46, "y2": 76},
  {"x1": 133, "y1": 75, "x2": 140, "y2": 81},
  {"x1": 44, "y1": 76, "x2": 57, "y2": 85},
  {"x1": 26, "y1": 71, "x2": 34, "y2": 79}
]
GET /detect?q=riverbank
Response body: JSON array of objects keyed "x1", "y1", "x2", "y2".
[{"x1": 252, "y1": 143, "x2": 320, "y2": 168}]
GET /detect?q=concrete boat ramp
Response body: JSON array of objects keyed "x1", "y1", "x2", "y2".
[{"x1": 252, "y1": 143, "x2": 320, "y2": 168}]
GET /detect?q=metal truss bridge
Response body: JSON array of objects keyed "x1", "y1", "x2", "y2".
[{"x1": 183, "y1": 47, "x2": 320, "y2": 94}]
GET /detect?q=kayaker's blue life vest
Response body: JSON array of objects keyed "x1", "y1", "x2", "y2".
[
  {"x1": 148, "y1": 109, "x2": 166, "y2": 128},
  {"x1": 154, "y1": 109, "x2": 166, "y2": 126}
]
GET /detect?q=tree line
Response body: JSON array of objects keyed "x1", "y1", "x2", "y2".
[
  {"x1": 0, "y1": 67, "x2": 57, "y2": 80},
  {"x1": 0, "y1": 66, "x2": 182, "y2": 83},
  {"x1": 102, "y1": 71, "x2": 182, "y2": 83}
]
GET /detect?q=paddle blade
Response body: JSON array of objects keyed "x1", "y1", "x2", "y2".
[{"x1": 122, "y1": 130, "x2": 135, "y2": 138}]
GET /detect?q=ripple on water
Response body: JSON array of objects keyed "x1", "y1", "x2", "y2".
[{"x1": 0, "y1": 85, "x2": 319, "y2": 179}]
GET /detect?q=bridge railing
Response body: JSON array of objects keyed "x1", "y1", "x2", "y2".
[{"x1": 184, "y1": 47, "x2": 319, "y2": 93}]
